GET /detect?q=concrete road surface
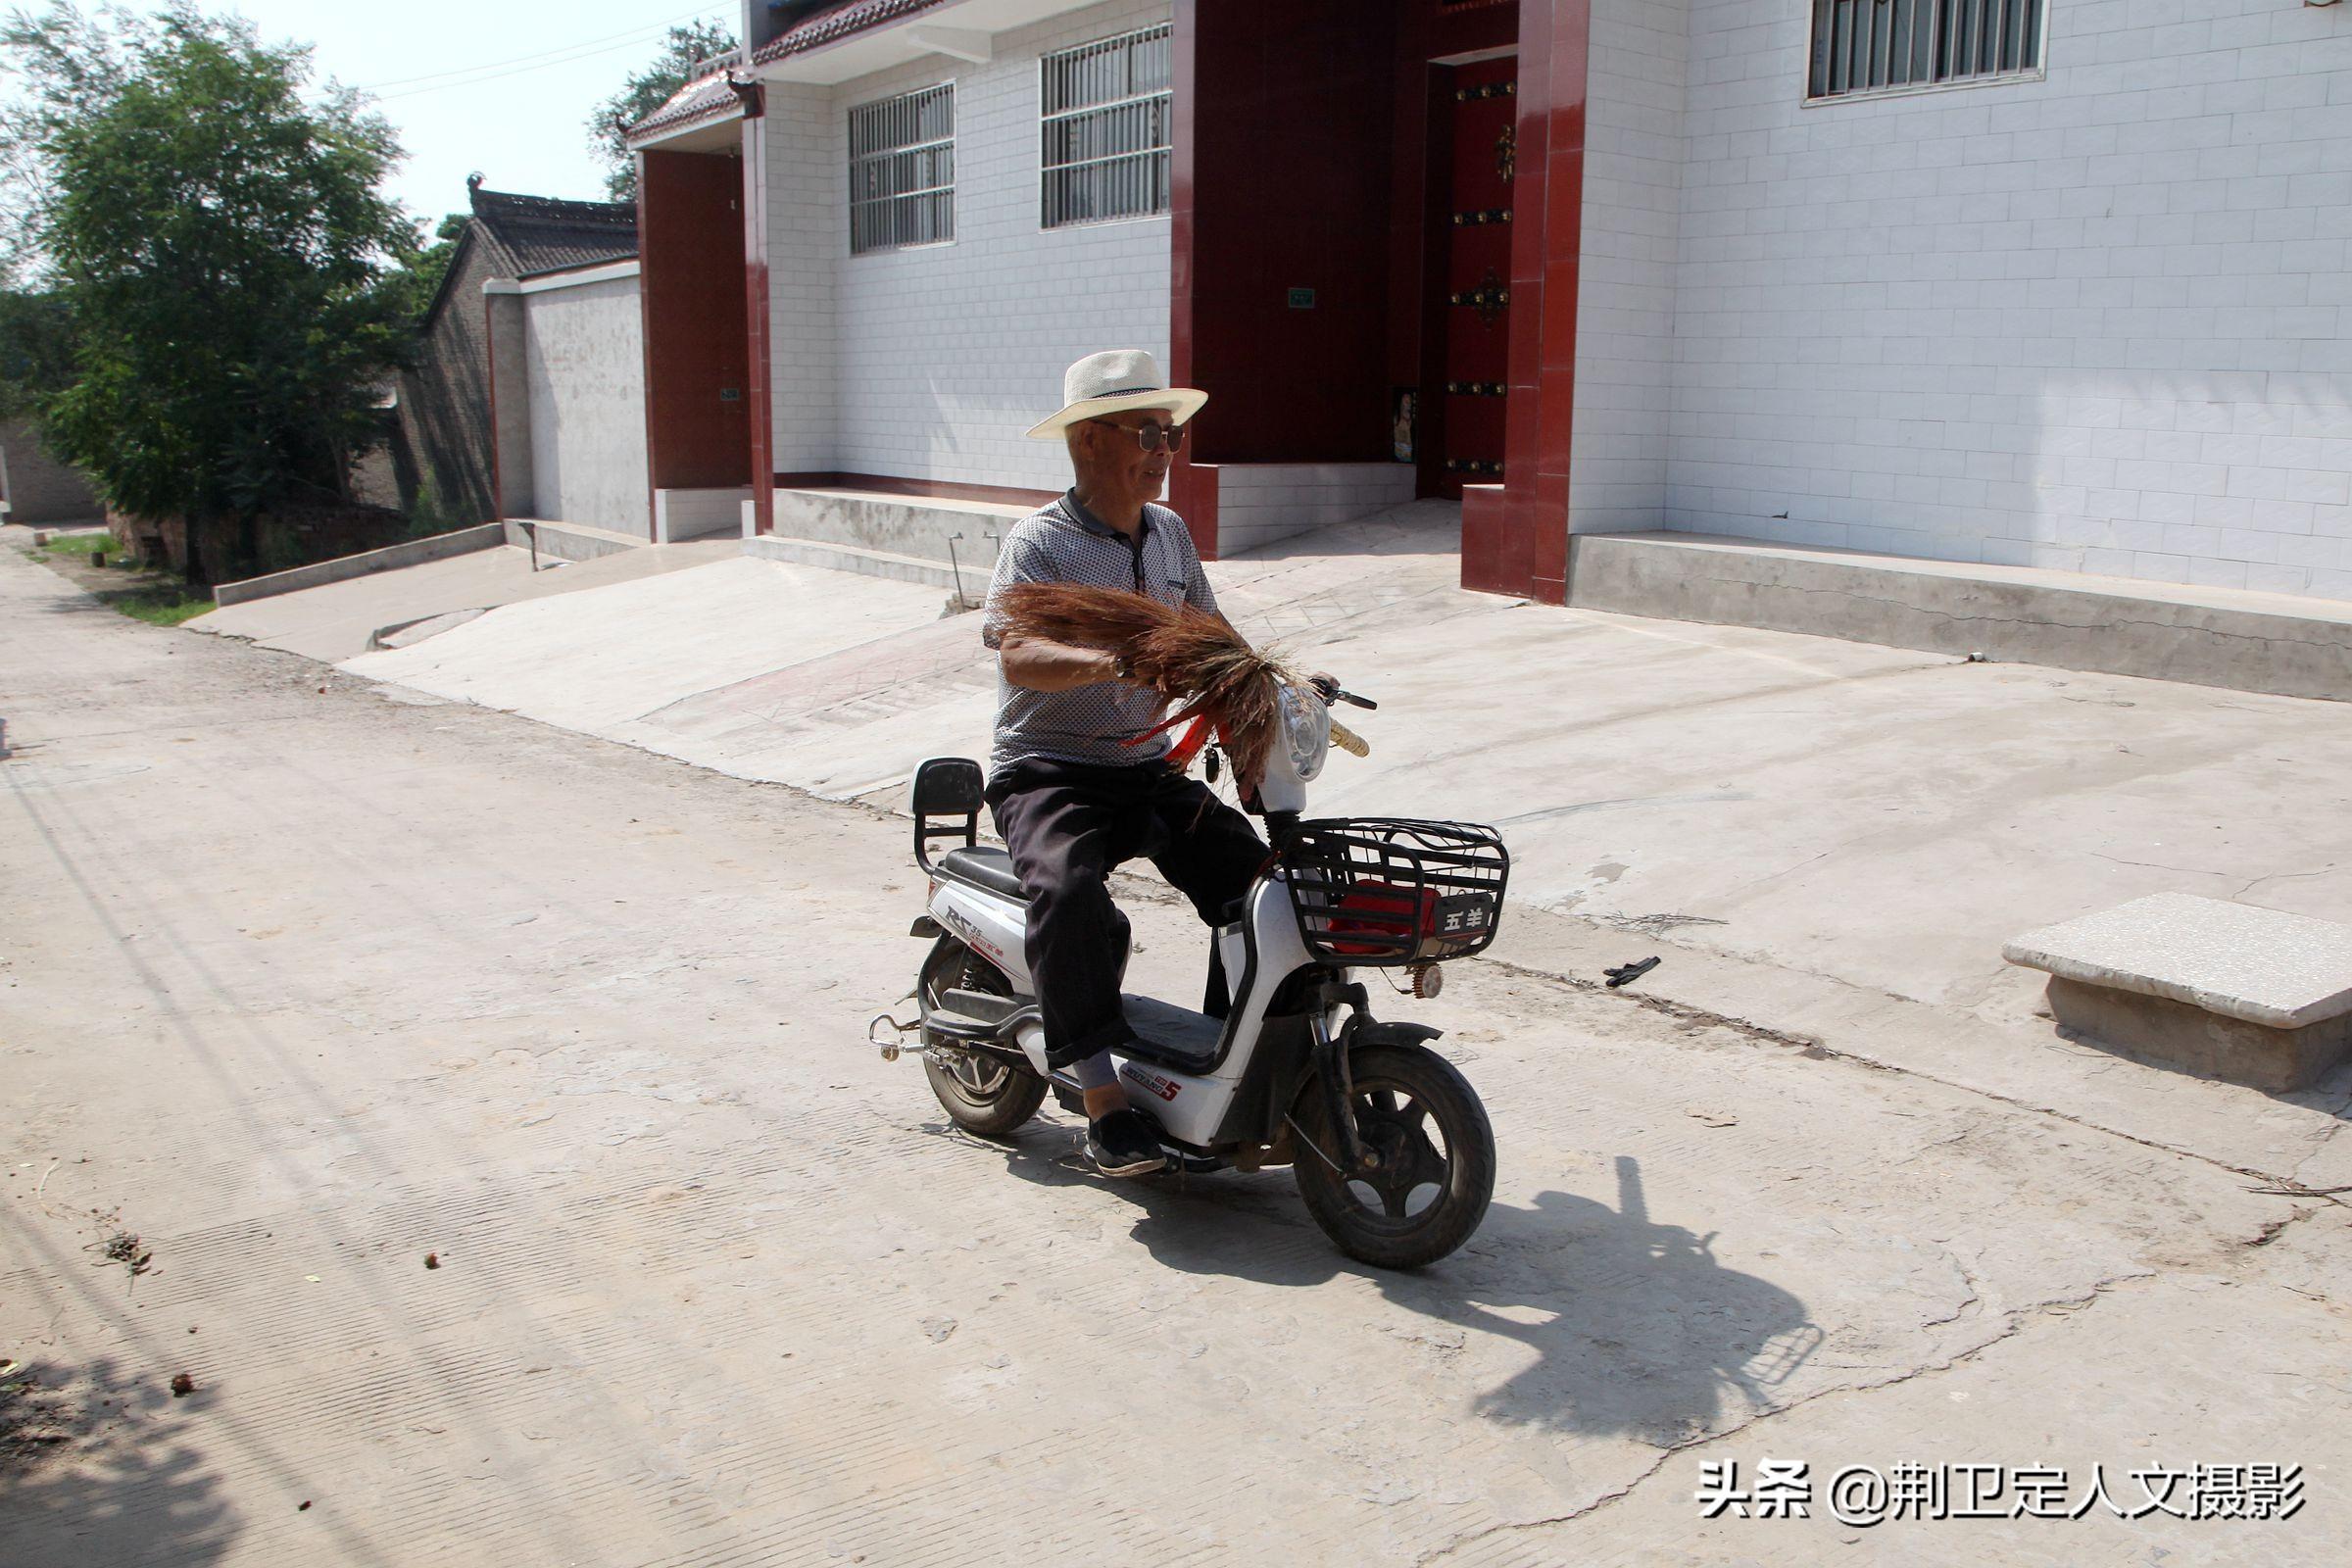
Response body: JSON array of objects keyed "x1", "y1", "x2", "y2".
[{"x1": 2, "y1": 545, "x2": 2347, "y2": 1567}]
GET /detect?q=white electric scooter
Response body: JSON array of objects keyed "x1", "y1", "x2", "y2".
[{"x1": 871, "y1": 680, "x2": 1509, "y2": 1268}]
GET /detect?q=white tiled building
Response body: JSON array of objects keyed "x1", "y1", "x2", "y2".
[
  {"x1": 594, "y1": 0, "x2": 2352, "y2": 632},
  {"x1": 1659, "y1": 0, "x2": 2352, "y2": 598},
  {"x1": 767, "y1": 2, "x2": 1174, "y2": 491}
]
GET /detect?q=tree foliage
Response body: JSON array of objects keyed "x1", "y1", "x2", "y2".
[
  {"x1": 0, "y1": 288, "x2": 74, "y2": 419},
  {"x1": 387, "y1": 210, "x2": 468, "y2": 330},
  {"x1": 0, "y1": 3, "x2": 417, "y2": 578},
  {"x1": 586, "y1": 20, "x2": 736, "y2": 202}
]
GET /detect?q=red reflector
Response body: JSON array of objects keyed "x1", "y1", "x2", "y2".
[{"x1": 1327, "y1": 881, "x2": 1439, "y2": 955}]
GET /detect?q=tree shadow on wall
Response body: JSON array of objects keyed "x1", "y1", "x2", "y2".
[{"x1": 0, "y1": 1353, "x2": 241, "y2": 1568}]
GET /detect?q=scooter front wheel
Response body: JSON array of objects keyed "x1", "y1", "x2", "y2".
[{"x1": 1293, "y1": 1043, "x2": 1495, "y2": 1269}]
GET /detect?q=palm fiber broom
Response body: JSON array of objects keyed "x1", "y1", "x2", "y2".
[{"x1": 993, "y1": 583, "x2": 1298, "y2": 786}]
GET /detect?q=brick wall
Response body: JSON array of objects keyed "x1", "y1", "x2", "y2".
[
  {"x1": 1668, "y1": 0, "x2": 2352, "y2": 598},
  {"x1": 397, "y1": 237, "x2": 501, "y2": 526},
  {"x1": 0, "y1": 416, "x2": 103, "y2": 524},
  {"x1": 762, "y1": 0, "x2": 1172, "y2": 492}
]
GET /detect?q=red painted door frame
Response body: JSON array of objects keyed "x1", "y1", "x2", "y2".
[
  {"x1": 741, "y1": 93, "x2": 775, "y2": 537},
  {"x1": 1167, "y1": 3, "x2": 1215, "y2": 561},
  {"x1": 1495, "y1": 0, "x2": 1585, "y2": 605}
]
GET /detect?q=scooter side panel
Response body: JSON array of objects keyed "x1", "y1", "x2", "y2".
[
  {"x1": 1110, "y1": 1053, "x2": 1237, "y2": 1146},
  {"x1": 927, "y1": 882, "x2": 1032, "y2": 993},
  {"x1": 1111, "y1": 875, "x2": 1322, "y2": 1148}
]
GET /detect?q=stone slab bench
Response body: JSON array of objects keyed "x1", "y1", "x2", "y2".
[{"x1": 2004, "y1": 893, "x2": 2352, "y2": 1091}]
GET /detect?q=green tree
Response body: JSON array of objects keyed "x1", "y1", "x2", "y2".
[
  {"x1": 0, "y1": 288, "x2": 74, "y2": 420},
  {"x1": 586, "y1": 20, "x2": 736, "y2": 202},
  {"x1": 388, "y1": 210, "x2": 468, "y2": 330},
  {"x1": 0, "y1": 3, "x2": 417, "y2": 582}
]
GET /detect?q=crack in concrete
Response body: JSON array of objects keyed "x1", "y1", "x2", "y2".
[
  {"x1": 1410, "y1": 1273, "x2": 2153, "y2": 1565},
  {"x1": 2081, "y1": 849, "x2": 2231, "y2": 876},
  {"x1": 1467, "y1": 952, "x2": 2350, "y2": 1210},
  {"x1": 1476, "y1": 952, "x2": 1847, "y2": 1054},
  {"x1": 2236, "y1": 863, "x2": 2346, "y2": 900}
]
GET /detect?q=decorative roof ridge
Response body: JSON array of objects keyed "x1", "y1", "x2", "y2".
[
  {"x1": 467, "y1": 184, "x2": 637, "y2": 225},
  {"x1": 623, "y1": 0, "x2": 956, "y2": 144}
]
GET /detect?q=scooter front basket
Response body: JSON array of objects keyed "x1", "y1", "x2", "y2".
[{"x1": 1282, "y1": 818, "x2": 1509, "y2": 966}]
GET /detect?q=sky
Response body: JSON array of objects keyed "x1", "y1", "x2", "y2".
[{"x1": 188, "y1": 0, "x2": 740, "y2": 225}]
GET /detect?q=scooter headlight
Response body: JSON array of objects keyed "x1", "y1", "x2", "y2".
[{"x1": 1279, "y1": 683, "x2": 1330, "y2": 784}]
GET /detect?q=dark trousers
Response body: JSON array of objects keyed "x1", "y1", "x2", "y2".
[{"x1": 987, "y1": 759, "x2": 1270, "y2": 1067}]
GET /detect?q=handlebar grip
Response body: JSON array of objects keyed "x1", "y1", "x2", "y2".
[{"x1": 1329, "y1": 719, "x2": 1370, "y2": 758}]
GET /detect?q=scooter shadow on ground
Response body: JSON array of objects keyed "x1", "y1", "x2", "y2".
[{"x1": 940, "y1": 1118, "x2": 1823, "y2": 1446}]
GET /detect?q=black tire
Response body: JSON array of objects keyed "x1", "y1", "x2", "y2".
[
  {"x1": 1293, "y1": 1042, "x2": 1495, "y2": 1269},
  {"x1": 917, "y1": 936, "x2": 1047, "y2": 1140}
]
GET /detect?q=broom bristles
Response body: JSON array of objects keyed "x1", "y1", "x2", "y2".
[{"x1": 995, "y1": 583, "x2": 1298, "y2": 786}]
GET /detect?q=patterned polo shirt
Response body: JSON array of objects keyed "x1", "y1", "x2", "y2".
[{"x1": 982, "y1": 490, "x2": 1218, "y2": 773}]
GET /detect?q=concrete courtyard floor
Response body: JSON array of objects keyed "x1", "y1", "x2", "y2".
[{"x1": 4, "y1": 531, "x2": 2349, "y2": 1566}]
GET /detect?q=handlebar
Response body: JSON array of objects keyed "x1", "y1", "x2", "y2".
[{"x1": 1308, "y1": 675, "x2": 1378, "y2": 710}]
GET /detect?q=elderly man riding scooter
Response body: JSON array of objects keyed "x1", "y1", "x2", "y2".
[{"x1": 981, "y1": 349, "x2": 1280, "y2": 1178}]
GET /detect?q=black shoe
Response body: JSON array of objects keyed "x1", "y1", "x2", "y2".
[{"x1": 1087, "y1": 1108, "x2": 1167, "y2": 1178}]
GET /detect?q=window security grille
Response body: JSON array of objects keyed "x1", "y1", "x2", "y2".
[
  {"x1": 1040, "y1": 24, "x2": 1172, "y2": 229},
  {"x1": 849, "y1": 84, "x2": 955, "y2": 255},
  {"x1": 1808, "y1": 0, "x2": 2043, "y2": 101}
]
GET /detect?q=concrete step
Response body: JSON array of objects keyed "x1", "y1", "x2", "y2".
[
  {"x1": 1568, "y1": 531, "x2": 2352, "y2": 703},
  {"x1": 742, "y1": 532, "x2": 988, "y2": 604},
  {"x1": 503, "y1": 517, "x2": 646, "y2": 564}
]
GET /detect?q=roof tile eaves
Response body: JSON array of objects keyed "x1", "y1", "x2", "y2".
[
  {"x1": 623, "y1": 75, "x2": 743, "y2": 142},
  {"x1": 747, "y1": 0, "x2": 953, "y2": 67}
]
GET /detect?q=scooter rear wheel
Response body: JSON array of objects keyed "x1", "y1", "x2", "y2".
[
  {"x1": 918, "y1": 936, "x2": 1046, "y2": 1141},
  {"x1": 1293, "y1": 1043, "x2": 1495, "y2": 1269}
]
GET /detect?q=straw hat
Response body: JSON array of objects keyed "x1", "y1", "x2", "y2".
[{"x1": 1024, "y1": 349, "x2": 1207, "y2": 440}]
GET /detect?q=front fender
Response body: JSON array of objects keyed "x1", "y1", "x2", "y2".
[
  {"x1": 1283, "y1": 1015, "x2": 1446, "y2": 1166},
  {"x1": 1349, "y1": 1019, "x2": 1443, "y2": 1051}
]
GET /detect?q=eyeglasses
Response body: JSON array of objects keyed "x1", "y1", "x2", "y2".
[{"x1": 1091, "y1": 417, "x2": 1188, "y2": 454}]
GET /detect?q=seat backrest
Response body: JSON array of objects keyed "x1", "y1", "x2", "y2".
[
  {"x1": 910, "y1": 757, "x2": 984, "y2": 870},
  {"x1": 911, "y1": 757, "x2": 984, "y2": 817}
]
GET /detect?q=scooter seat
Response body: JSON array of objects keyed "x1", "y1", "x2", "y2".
[
  {"x1": 1121, "y1": 994, "x2": 1222, "y2": 1071},
  {"x1": 938, "y1": 845, "x2": 1028, "y2": 902}
]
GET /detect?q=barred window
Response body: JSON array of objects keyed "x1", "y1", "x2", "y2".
[
  {"x1": 1040, "y1": 24, "x2": 1172, "y2": 229},
  {"x1": 849, "y1": 83, "x2": 955, "y2": 256},
  {"x1": 1808, "y1": 0, "x2": 2043, "y2": 101}
]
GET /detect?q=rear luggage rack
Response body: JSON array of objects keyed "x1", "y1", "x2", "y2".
[{"x1": 1282, "y1": 818, "x2": 1509, "y2": 966}]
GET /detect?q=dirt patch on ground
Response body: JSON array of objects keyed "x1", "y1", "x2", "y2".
[
  {"x1": 0, "y1": 1359, "x2": 84, "y2": 1475},
  {"x1": 6, "y1": 530, "x2": 213, "y2": 624}
]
